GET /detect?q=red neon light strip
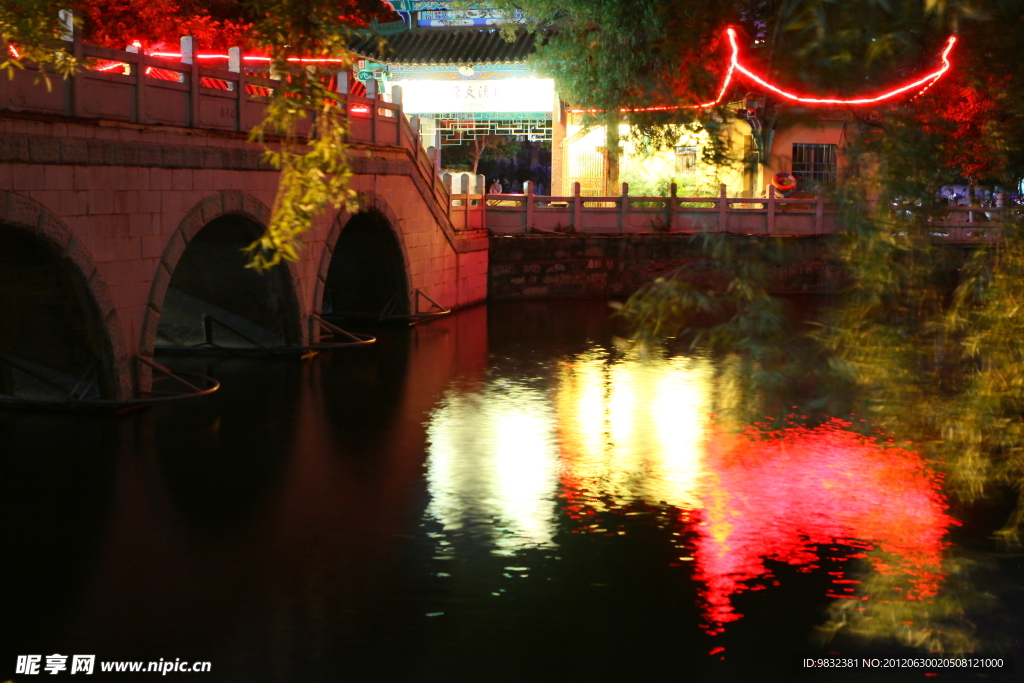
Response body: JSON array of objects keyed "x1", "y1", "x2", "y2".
[
  {"x1": 8, "y1": 45, "x2": 20, "y2": 59},
  {"x1": 570, "y1": 27, "x2": 956, "y2": 113},
  {"x1": 728, "y1": 28, "x2": 956, "y2": 105},
  {"x1": 148, "y1": 51, "x2": 347, "y2": 64}
]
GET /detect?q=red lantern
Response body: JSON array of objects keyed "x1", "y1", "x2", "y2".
[{"x1": 772, "y1": 172, "x2": 798, "y2": 197}]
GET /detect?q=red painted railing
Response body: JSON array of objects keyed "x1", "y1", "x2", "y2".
[
  {"x1": 0, "y1": 32, "x2": 455, "y2": 235},
  {"x1": 480, "y1": 182, "x2": 1011, "y2": 242}
]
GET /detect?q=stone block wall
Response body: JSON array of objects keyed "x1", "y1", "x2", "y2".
[
  {"x1": 0, "y1": 114, "x2": 487, "y2": 397},
  {"x1": 488, "y1": 234, "x2": 847, "y2": 300}
]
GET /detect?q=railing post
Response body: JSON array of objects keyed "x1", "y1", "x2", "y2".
[
  {"x1": 181, "y1": 36, "x2": 199, "y2": 127},
  {"x1": 572, "y1": 181, "x2": 582, "y2": 233},
  {"x1": 669, "y1": 182, "x2": 678, "y2": 232},
  {"x1": 391, "y1": 84, "x2": 403, "y2": 145},
  {"x1": 483, "y1": 171, "x2": 490, "y2": 231},
  {"x1": 442, "y1": 172, "x2": 452, "y2": 217},
  {"x1": 228, "y1": 46, "x2": 244, "y2": 132},
  {"x1": 475, "y1": 173, "x2": 485, "y2": 219},
  {"x1": 59, "y1": 8, "x2": 74, "y2": 41},
  {"x1": 228, "y1": 46, "x2": 241, "y2": 73},
  {"x1": 410, "y1": 116, "x2": 424, "y2": 168},
  {"x1": 68, "y1": 10, "x2": 83, "y2": 118},
  {"x1": 427, "y1": 146, "x2": 438, "y2": 198},
  {"x1": 718, "y1": 183, "x2": 728, "y2": 233},
  {"x1": 459, "y1": 173, "x2": 470, "y2": 228},
  {"x1": 525, "y1": 180, "x2": 535, "y2": 232},
  {"x1": 365, "y1": 78, "x2": 378, "y2": 143},
  {"x1": 814, "y1": 191, "x2": 824, "y2": 235},
  {"x1": 620, "y1": 181, "x2": 629, "y2": 233},
  {"x1": 767, "y1": 184, "x2": 776, "y2": 235},
  {"x1": 434, "y1": 126, "x2": 442, "y2": 173},
  {"x1": 127, "y1": 41, "x2": 146, "y2": 125}
]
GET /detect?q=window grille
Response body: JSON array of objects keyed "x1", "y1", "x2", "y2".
[
  {"x1": 792, "y1": 143, "x2": 837, "y2": 186},
  {"x1": 675, "y1": 146, "x2": 697, "y2": 177}
]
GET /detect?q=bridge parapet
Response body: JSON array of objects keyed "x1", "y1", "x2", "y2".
[
  {"x1": 0, "y1": 30, "x2": 458, "y2": 226},
  {"x1": 482, "y1": 182, "x2": 1014, "y2": 244},
  {"x1": 3, "y1": 32, "x2": 397, "y2": 139}
]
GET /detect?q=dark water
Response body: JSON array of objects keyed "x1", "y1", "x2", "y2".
[{"x1": 3, "y1": 299, "x2": 1021, "y2": 682}]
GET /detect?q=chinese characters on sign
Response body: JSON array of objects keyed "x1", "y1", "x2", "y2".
[
  {"x1": 452, "y1": 84, "x2": 500, "y2": 101},
  {"x1": 399, "y1": 78, "x2": 555, "y2": 115}
]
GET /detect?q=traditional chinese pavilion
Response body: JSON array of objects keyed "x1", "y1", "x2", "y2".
[{"x1": 349, "y1": 3, "x2": 558, "y2": 175}]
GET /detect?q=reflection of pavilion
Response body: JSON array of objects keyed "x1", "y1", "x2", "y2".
[
  {"x1": 425, "y1": 348, "x2": 957, "y2": 637},
  {"x1": 350, "y1": 3, "x2": 557, "y2": 184}
]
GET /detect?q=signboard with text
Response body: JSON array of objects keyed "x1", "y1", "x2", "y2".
[{"x1": 398, "y1": 78, "x2": 554, "y2": 115}]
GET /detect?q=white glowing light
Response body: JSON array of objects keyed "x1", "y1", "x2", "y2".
[
  {"x1": 398, "y1": 78, "x2": 555, "y2": 115},
  {"x1": 426, "y1": 384, "x2": 560, "y2": 551}
]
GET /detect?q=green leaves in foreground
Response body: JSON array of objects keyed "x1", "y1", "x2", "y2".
[
  {"x1": 241, "y1": 0, "x2": 374, "y2": 272},
  {"x1": 0, "y1": 1, "x2": 78, "y2": 82},
  {"x1": 616, "y1": 234, "x2": 834, "y2": 427},
  {"x1": 245, "y1": 83, "x2": 357, "y2": 272}
]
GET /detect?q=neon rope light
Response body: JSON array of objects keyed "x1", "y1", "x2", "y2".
[
  {"x1": 7, "y1": 45, "x2": 20, "y2": 59},
  {"x1": 570, "y1": 27, "x2": 956, "y2": 113},
  {"x1": 148, "y1": 51, "x2": 348, "y2": 64},
  {"x1": 728, "y1": 28, "x2": 957, "y2": 105}
]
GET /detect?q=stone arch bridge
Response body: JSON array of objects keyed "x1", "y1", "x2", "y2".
[{"x1": 0, "y1": 40, "x2": 487, "y2": 402}]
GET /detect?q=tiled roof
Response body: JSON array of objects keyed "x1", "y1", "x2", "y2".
[{"x1": 350, "y1": 29, "x2": 538, "y2": 66}]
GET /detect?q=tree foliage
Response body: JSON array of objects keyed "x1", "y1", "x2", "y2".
[
  {"x1": 75, "y1": 0, "x2": 251, "y2": 51},
  {"x1": 610, "y1": 3, "x2": 1024, "y2": 653},
  {"x1": 0, "y1": 0, "x2": 79, "y2": 80},
  {"x1": 441, "y1": 134, "x2": 523, "y2": 175},
  {"x1": 499, "y1": 0, "x2": 734, "y2": 114}
]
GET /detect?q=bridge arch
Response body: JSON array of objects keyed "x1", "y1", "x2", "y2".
[
  {"x1": 315, "y1": 191, "x2": 411, "y2": 321},
  {"x1": 140, "y1": 191, "x2": 305, "y2": 359},
  {"x1": 0, "y1": 192, "x2": 130, "y2": 399}
]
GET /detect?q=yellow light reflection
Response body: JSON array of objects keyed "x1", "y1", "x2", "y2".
[
  {"x1": 556, "y1": 348, "x2": 713, "y2": 510},
  {"x1": 426, "y1": 350, "x2": 714, "y2": 552},
  {"x1": 426, "y1": 384, "x2": 560, "y2": 551}
]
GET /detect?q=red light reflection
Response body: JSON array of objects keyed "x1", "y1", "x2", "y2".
[
  {"x1": 556, "y1": 383, "x2": 957, "y2": 640},
  {"x1": 693, "y1": 421, "x2": 956, "y2": 633}
]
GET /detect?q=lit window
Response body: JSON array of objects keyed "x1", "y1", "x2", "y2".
[
  {"x1": 675, "y1": 146, "x2": 697, "y2": 177},
  {"x1": 792, "y1": 143, "x2": 837, "y2": 187}
]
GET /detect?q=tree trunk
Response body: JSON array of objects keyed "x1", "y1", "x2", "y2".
[
  {"x1": 605, "y1": 112, "x2": 621, "y2": 196},
  {"x1": 472, "y1": 137, "x2": 488, "y2": 175}
]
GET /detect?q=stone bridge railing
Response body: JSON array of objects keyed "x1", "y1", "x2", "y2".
[
  {"x1": 479, "y1": 182, "x2": 1010, "y2": 243},
  {"x1": 0, "y1": 30, "x2": 458, "y2": 231}
]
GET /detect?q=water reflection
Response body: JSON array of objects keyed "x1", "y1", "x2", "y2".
[
  {"x1": 427, "y1": 382, "x2": 561, "y2": 552},
  {"x1": 426, "y1": 346, "x2": 958, "y2": 641},
  {"x1": 693, "y1": 422, "x2": 955, "y2": 635},
  {"x1": 556, "y1": 348, "x2": 713, "y2": 511}
]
